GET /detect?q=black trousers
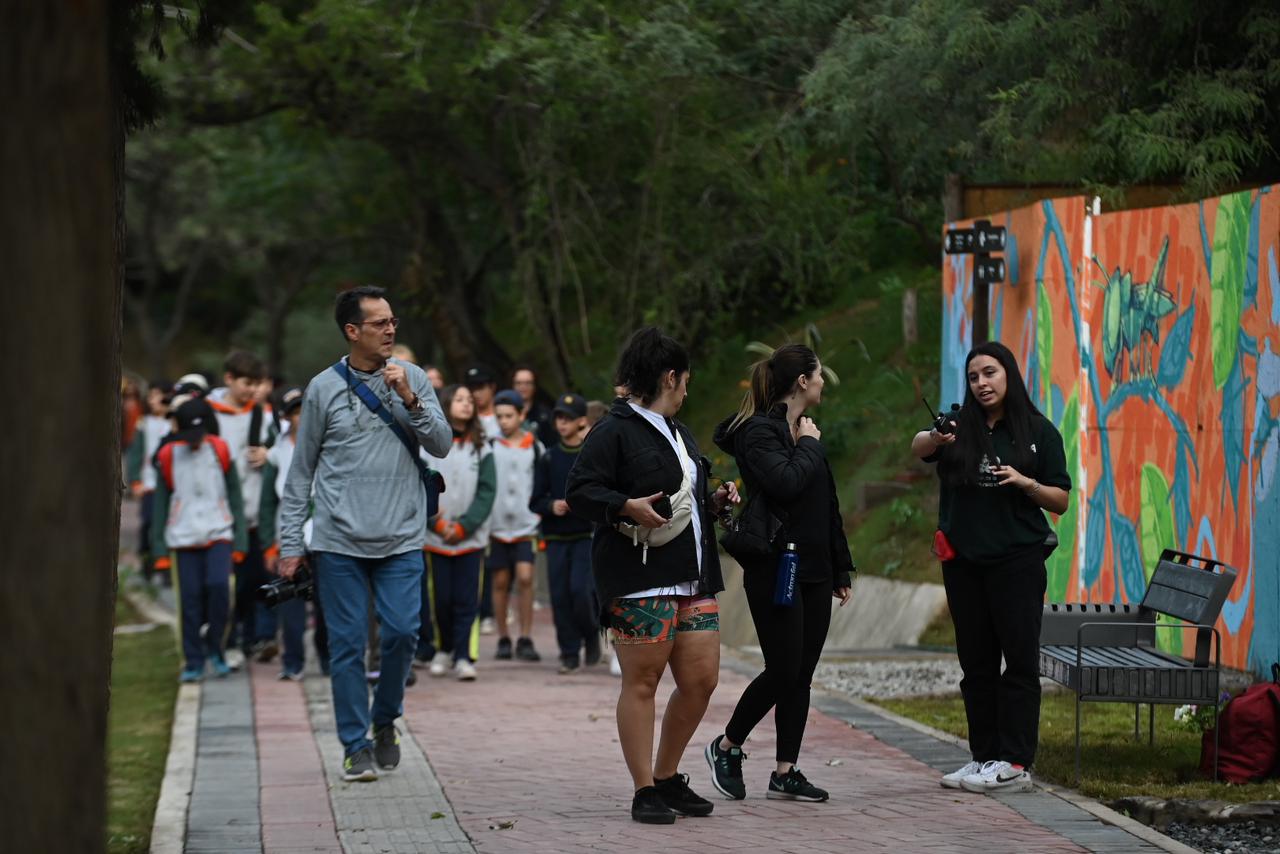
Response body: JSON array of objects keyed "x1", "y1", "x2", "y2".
[
  {"x1": 942, "y1": 549, "x2": 1046, "y2": 768},
  {"x1": 725, "y1": 574, "x2": 832, "y2": 764}
]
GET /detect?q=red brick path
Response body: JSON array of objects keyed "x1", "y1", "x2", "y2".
[
  {"x1": 251, "y1": 662, "x2": 343, "y2": 853},
  {"x1": 402, "y1": 614, "x2": 1088, "y2": 854}
]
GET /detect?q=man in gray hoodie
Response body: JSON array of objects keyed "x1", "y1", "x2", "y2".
[{"x1": 277, "y1": 285, "x2": 451, "y2": 782}]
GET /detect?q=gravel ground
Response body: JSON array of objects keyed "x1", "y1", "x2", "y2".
[
  {"x1": 812, "y1": 657, "x2": 966, "y2": 699},
  {"x1": 1162, "y1": 820, "x2": 1278, "y2": 853}
]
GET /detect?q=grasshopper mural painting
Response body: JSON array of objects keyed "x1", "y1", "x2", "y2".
[{"x1": 941, "y1": 187, "x2": 1280, "y2": 675}]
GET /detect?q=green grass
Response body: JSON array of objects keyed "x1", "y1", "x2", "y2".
[
  {"x1": 107, "y1": 594, "x2": 179, "y2": 854},
  {"x1": 873, "y1": 692, "x2": 1280, "y2": 803},
  {"x1": 916, "y1": 607, "x2": 957, "y2": 648}
]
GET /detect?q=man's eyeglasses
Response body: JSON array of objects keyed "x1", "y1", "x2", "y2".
[{"x1": 356, "y1": 317, "x2": 399, "y2": 331}]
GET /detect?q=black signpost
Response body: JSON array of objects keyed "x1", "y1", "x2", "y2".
[{"x1": 945, "y1": 219, "x2": 1007, "y2": 343}]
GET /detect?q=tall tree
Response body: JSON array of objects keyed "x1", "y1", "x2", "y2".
[{"x1": 2, "y1": 3, "x2": 116, "y2": 850}]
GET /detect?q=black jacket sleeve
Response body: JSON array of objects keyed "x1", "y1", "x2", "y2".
[
  {"x1": 566, "y1": 423, "x2": 632, "y2": 526},
  {"x1": 740, "y1": 419, "x2": 826, "y2": 503},
  {"x1": 529, "y1": 447, "x2": 554, "y2": 517},
  {"x1": 826, "y1": 468, "x2": 855, "y2": 589}
]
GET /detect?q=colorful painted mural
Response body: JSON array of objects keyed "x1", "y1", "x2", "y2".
[{"x1": 940, "y1": 187, "x2": 1280, "y2": 674}]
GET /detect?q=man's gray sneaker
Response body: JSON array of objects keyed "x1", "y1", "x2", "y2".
[
  {"x1": 343, "y1": 747, "x2": 378, "y2": 782},
  {"x1": 373, "y1": 725, "x2": 401, "y2": 770}
]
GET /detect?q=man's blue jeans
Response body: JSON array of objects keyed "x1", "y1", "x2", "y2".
[{"x1": 313, "y1": 550, "x2": 422, "y2": 757}]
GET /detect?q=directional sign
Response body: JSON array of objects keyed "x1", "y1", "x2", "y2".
[
  {"x1": 944, "y1": 228, "x2": 975, "y2": 254},
  {"x1": 975, "y1": 220, "x2": 1007, "y2": 252},
  {"x1": 974, "y1": 256, "x2": 1006, "y2": 285}
]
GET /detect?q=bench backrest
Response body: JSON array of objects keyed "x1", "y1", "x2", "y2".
[{"x1": 1140, "y1": 549, "x2": 1238, "y2": 665}]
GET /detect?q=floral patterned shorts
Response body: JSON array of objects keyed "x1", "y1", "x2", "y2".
[{"x1": 607, "y1": 595, "x2": 719, "y2": 645}]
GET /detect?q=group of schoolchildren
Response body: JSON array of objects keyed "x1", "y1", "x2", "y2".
[{"x1": 129, "y1": 351, "x2": 613, "y2": 684}]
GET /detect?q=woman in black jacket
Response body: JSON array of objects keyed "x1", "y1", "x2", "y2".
[
  {"x1": 566, "y1": 327, "x2": 739, "y2": 825},
  {"x1": 706, "y1": 343, "x2": 854, "y2": 804},
  {"x1": 911, "y1": 341, "x2": 1070, "y2": 794}
]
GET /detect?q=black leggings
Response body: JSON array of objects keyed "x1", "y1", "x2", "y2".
[{"x1": 725, "y1": 575, "x2": 832, "y2": 764}]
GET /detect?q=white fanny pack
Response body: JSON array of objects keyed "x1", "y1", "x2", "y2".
[{"x1": 615, "y1": 431, "x2": 694, "y2": 564}]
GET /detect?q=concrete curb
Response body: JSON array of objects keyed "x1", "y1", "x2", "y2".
[
  {"x1": 828, "y1": 695, "x2": 1201, "y2": 854},
  {"x1": 124, "y1": 587, "x2": 176, "y2": 627},
  {"x1": 149, "y1": 683, "x2": 200, "y2": 854}
]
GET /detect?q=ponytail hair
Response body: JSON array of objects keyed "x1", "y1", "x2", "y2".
[
  {"x1": 729, "y1": 343, "x2": 818, "y2": 431},
  {"x1": 614, "y1": 326, "x2": 690, "y2": 405}
]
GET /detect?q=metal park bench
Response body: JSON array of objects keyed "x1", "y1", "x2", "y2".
[{"x1": 1038, "y1": 549, "x2": 1238, "y2": 782}]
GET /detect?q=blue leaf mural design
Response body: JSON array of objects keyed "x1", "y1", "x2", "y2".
[
  {"x1": 1007, "y1": 225, "x2": 1019, "y2": 286},
  {"x1": 1111, "y1": 512, "x2": 1146, "y2": 603},
  {"x1": 1157, "y1": 298, "x2": 1195, "y2": 388},
  {"x1": 1221, "y1": 349, "x2": 1250, "y2": 511},
  {"x1": 1173, "y1": 439, "x2": 1192, "y2": 547},
  {"x1": 1084, "y1": 490, "x2": 1108, "y2": 588}
]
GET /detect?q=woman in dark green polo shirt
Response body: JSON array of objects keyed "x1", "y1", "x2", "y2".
[{"x1": 910, "y1": 340, "x2": 1071, "y2": 794}]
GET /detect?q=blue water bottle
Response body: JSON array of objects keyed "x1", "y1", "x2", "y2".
[{"x1": 774, "y1": 543, "x2": 799, "y2": 606}]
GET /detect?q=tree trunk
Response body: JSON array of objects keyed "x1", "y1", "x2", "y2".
[
  {"x1": 0, "y1": 3, "x2": 117, "y2": 851},
  {"x1": 943, "y1": 172, "x2": 965, "y2": 222}
]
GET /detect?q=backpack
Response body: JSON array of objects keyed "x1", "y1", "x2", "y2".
[{"x1": 1200, "y1": 663, "x2": 1280, "y2": 783}]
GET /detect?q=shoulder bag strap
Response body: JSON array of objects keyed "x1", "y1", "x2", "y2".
[{"x1": 332, "y1": 359, "x2": 440, "y2": 515}]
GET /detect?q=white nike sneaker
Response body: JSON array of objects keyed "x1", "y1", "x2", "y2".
[
  {"x1": 960, "y1": 760, "x2": 1033, "y2": 793},
  {"x1": 454, "y1": 659, "x2": 478, "y2": 681},
  {"x1": 428, "y1": 651, "x2": 450, "y2": 677},
  {"x1": 940, "y1": 760, "x2": 985, "y2": 789}
]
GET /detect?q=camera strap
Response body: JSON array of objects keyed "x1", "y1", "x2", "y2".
[{"x1": 332, "y1": 359, "x2": 440, "y2": 517}]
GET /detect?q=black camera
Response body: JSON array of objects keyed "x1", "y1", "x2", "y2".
[
  {"x1": 257, "y1": 563, "x2": 314, "y2": 608},
  {"x1": 922, "y1": 398, "x2": 960, "y2": 435}
]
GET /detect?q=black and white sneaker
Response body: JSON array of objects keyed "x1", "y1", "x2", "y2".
[
  {"x1": 630, "y1": 786, "x2": 676, "y2": 824},
  {"x1": 654, "y1": 772, "x2": 714, "y2": 816},
  {"x1": 495, "y1": 637, "x2": 513, "y2": 660},
  {"x1": 373, "y1": 725, "x2": 401, "y2": 771},
  {"x1": 342, "y1": 748, "x2": 378, "y2": 782},
  {"x1": 767, "y1": 767, "x2": 828, "y2": 802},
  {"x1": 705, "y1": 735, "x2": 746, "y2": 800},
  {"x1": 960, "y1": 760, "x2": 1033, "y2": 793}
]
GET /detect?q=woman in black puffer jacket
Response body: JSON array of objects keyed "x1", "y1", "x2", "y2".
[
  {"x1": 567, "y1": 327, "x2": 740, "y2": 825},
  {"x1": 705, "y1": 343, "x2": 855, "y2": 805}
]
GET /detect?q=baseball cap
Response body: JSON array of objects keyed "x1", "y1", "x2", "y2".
[
  {"x1": 174, "y1": 398, "x2": 215, "y2": 445},
  {"x1": 464, "y1": 364, "x2": 496, "y2": 387},
  {"x1": 173, "y1": 372, "x2": 210, "y2": 397},
  {"x1": 279, "y1": 387, "x2": 304, "y2": 415},
  {"x1": 493, "y1": 389, "x2": 524, "y2": 410},
  {"x1": 552, "y1": 393, "x2": 587, "y2": 419}
]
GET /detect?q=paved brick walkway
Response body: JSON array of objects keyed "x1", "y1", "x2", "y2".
[
  {"x1": 126, "y1": 503, "x2": 1179, "y2": 853},
  {"x1": 403, "y1": 624, "x2": 1093, "y2": 854}
]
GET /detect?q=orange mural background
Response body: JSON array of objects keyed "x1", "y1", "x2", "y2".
[{"x1": 942, "y1": 188, "x2": 1280, "y2": 674}]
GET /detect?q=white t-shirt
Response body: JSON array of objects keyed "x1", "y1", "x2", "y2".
[{"x1": 622, "y1": 402, "x2": 701, "y2": 598}]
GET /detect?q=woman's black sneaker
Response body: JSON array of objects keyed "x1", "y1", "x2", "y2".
[
  {"x1": 631, "y1": 785, "x2": 677, "y2": 824},
  {"x1": 767, "y1": 767, "x2": 829, "y2": 802},
  {"x1": 704, "y1": 735, "x2": 746, "y2": 800},
  {"x1": 515, "y1": 637, "x2": 541, "y2": 661},
  {"x1": 495, "y1": 637, "x2": 513, "y2": 660},
  {"x1": 654, "y1": 773, "x2": 714, "y2": 816}
]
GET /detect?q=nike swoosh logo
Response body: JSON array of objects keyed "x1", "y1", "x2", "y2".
[{"x1": 996, "y1": 773, "x2": 1023, "y2": 783}]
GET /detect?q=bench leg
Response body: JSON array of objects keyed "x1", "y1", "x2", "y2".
[{"x1": 1075, "y1": 693, "x2": 1082, "y2": 785}]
